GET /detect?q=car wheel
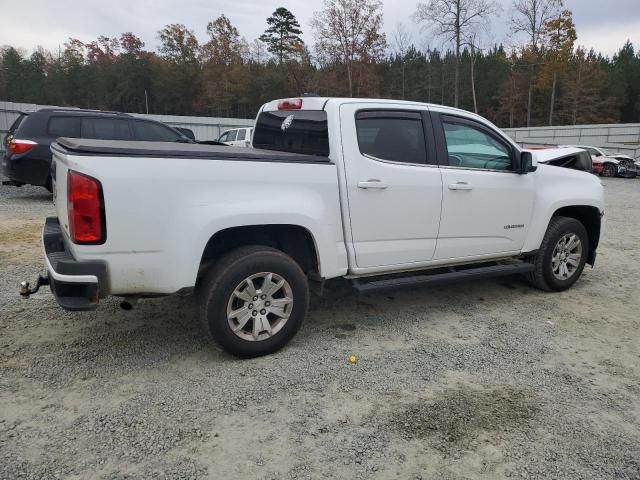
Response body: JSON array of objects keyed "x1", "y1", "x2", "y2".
[
  {"x1": 602, "y1": 163, "x2": 617, "y2": 177},
  {"x1": 199, "y1": 246, "x2": 309, "y2": 358},
  {"x1": 526, "y1": 216, "x2": 589, "y2": 292}
]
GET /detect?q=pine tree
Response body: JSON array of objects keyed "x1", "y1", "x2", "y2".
[{"x1": 259, "y1": 7, "x2": 304, "y2": 64}]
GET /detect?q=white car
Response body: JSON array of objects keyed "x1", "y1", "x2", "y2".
[
  {"x1": 217, "y1": 127, "x2": 253, "y2": 147},
  {"x1": 28, "y1": 97, "x2": 605, "y2": 358},
  {"x1": 561, "y1": 145, "x2": 638, "y2": 178}
]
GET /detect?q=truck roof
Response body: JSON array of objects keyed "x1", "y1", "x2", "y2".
[{"x1": 260, "y1": 97, "x2": 496, "y2": 127}]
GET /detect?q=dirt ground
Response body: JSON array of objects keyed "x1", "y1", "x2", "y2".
[{"x1": 1, "y1": 178, "x2": 639, "y2": 480}]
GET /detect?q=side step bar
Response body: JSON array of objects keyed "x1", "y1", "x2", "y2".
[{"x1": 352, "y1": 261, "x2": 534, "y2": 294}]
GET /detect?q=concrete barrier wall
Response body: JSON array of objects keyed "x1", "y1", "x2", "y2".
[{"x1": 503, "y1": 124, "x2": 640, "y2": 159}]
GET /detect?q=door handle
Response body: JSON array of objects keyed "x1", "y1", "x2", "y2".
[
  {"x1": 358, "y1": 179, "x2": 388, "y2": 190},
  {"x1": 448, "y1": 182, "x2": 473, "y2": 191}
]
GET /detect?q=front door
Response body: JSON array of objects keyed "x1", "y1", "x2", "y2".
[
  {"x1": 339, "y1": 103, "x2": 443, "y2": 269},
  {"x1": 433, "y1": 113, "x2": 535, "y2": 260}
]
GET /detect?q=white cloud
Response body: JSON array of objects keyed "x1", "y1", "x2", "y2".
[
  {"x1": 575, "y1": 19, "x2": 640, "y2": 57},
  {"x1": 0, "y1": 0, "x2": 638, "y2": 58}
]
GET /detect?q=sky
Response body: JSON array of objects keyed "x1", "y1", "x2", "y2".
[{"x1": 0, "y1": 0, "x2": 638, "y2": 58}]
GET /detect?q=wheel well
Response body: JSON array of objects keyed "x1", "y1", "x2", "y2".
[
  {"x1": 199, "y1": 225, "x2": 319, "y2": 278},
  {"x1": 553, "y1": 205, "x2": 601, "y2": 253}
]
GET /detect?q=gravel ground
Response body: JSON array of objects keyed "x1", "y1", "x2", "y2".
[{"x1": 1, "y1": 177, "x2": 639, "y2": 480}]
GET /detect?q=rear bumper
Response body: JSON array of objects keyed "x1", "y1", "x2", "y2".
[
  {"x1": 43, "y1": 217, "x2": 108, "y2": 311},
  {"x1": 2, "y1": 154, "x2": 51, "y2": 186}
]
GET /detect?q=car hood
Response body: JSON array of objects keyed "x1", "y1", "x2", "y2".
[{"x1": 526, "y1": 148, "x2": 592, "y2": 172}]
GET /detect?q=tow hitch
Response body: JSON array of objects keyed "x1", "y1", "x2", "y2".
[{"x1": 20, "y1": 275, "x2": 50, "y2": 297}]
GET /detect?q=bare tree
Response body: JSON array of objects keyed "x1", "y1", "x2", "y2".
[
  {"x1": 249, "y1": 39, "x2": 269, "y2": 64},
  {"x1": 467, "y1": 35, "x2": 480, "y2": 113},
  {"x1": 511, "y1": 0, "x2": 562, "y2": 50},
  {"x1": 392, "y1": 22, "x2": 412, "y2": 99},
  {"x1": 510, "y1": 0, "x2": 562, "y2": 126},
  {"x1": 413, "y1": 0, "x2": 499, "y2": 108},
  {"x1": 311, "y1": 0, "x2": 386, "y2": 97}
]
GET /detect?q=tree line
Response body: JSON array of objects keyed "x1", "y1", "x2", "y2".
[{"x1": 1, "y1": 0, "x2": 639, "y2": 128}]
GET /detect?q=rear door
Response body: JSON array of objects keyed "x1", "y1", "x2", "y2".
[{"x1": 339, "y1": 103, "x2": 443, "y2": 269}]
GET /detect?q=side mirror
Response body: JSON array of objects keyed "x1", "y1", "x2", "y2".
[{"x1": 518, "y1": 151, "x2": 537, "y2": 174}]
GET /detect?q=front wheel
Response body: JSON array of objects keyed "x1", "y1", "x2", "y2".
[
  {"x1": 526, "y1": 216, "x2": 589, "y2": 292},
  {"x1": 199, "y1": 246, "x2": 309, "y2": 358}
]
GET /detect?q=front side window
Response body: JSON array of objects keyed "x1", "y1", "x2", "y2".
[
  {"x1": 132, "y1": 121, "x2": 180, "y2": 142},
  {"x1": 442, "y1": 119, "x2": 512, "y2": 171},
  {"x1": 356, "y1": 111, "x2": 427, "y2": 164},
  {"x1": 81, "y1": 118, "x2": 131, "y2": 140},
  {"x1": 227, "y1": 130, "x2": 238, "y2": 142}
]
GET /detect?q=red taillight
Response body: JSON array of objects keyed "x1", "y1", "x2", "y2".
[
  {"x1": 8, "y1": 139, "x2": 37, "y2": 156},
  {"x1": 278, "y1": 98, "x2": 303, "y2": 110},
  {"x1": 67, "y1": 170, "x2": 105, "y2": 244}
]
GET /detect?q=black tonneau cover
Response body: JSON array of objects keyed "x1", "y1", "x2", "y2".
[{"x1": 52, "y1": 138, "x2": 331, "y2": 164}]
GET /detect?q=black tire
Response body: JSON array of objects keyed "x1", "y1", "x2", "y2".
[
  {"x1": 199, "y1": 246, "x2": 309, "y2": 358},
  {"x1": 526, "y1": 216, "x2": 589, "y2": 292},
  {"x1": 602, "y1": 163, "x2": 617, "y2": 177}
]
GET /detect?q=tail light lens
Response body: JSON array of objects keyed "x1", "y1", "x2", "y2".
[
  {"x1": 8, "y1": 139, "x2": 37, "y2": 156},
  {"x1": 278, "y1": 98, "x2": 303, "y2": 110},
  {"x1": 67, "y1": 170, "x2": 105, "y2": 244}
]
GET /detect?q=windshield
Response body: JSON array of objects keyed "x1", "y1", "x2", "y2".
[{"x1": 253, "y1": 110, "x2": 329, "y2": 156}]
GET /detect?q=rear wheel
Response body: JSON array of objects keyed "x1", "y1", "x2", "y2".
[
  {"x1": 199, "y1": 246, "x2": 309, "y2": 358},
  {"x1": 602, "y1": 163, "x2": 617, "y2": 177},
  {"x1": 526, "y1": 216, "x2": 589, "y2": 292}
]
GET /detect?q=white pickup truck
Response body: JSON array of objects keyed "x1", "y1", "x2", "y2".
[{"x1": 25, "y1": 97, "x2": 605, "y2": 357}]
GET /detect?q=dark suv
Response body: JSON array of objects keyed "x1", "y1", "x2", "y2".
[{"x1": 2, "y1": 109, "x2": 192, "y2": 190}]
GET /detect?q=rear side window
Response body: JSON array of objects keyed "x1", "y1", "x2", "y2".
[
  {"x1": 253, "y1": 110, "x2": 329, "y2": 156},
  {"x1": 356, "y1": 111, "x2": 427, "y2": 164},
  {"x1": 132, "y1": 121, "x2": 180, "y2": 142},
  {"x1": 81, "y1": 118, "x2": 131, "y2": 140},
  {"x1": 236, "y1": 129, "x2": 246, "y2": 141},
  {"x1": 48, "y1": 116, "x2": 81, "y2": 138}
]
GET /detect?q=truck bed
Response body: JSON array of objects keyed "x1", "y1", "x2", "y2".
[{"x1": 50, "y1": 137, "x2": 345, "y2": 296}]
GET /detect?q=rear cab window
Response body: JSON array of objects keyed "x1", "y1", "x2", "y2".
[{"x1": 253, "y1": 110, "x2": 329, "y2": 156}]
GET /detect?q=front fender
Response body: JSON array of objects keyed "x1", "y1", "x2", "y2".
[{"x1": 522, "y1": 165, "x2": 604, "y2": 253}]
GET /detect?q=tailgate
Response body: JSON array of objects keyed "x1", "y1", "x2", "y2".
[{"x1": 51, "y1": 148, "x2": 71, "y2": 241}]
